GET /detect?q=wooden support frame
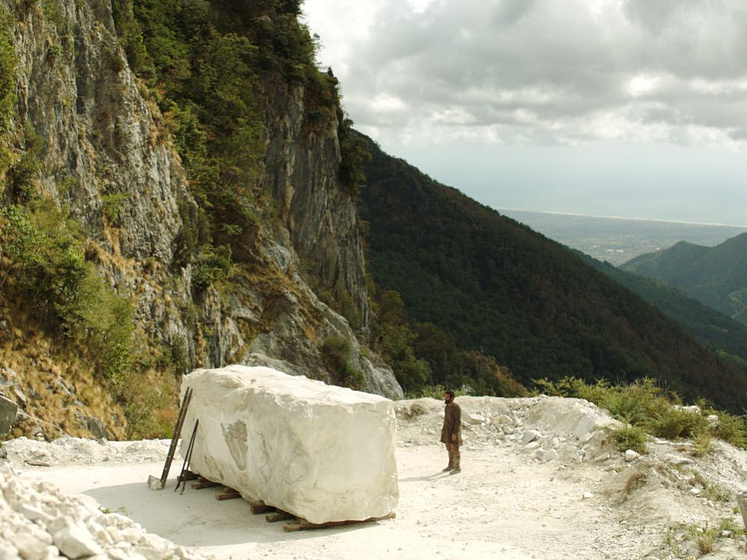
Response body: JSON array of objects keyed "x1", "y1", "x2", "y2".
[
  {"x1": 283, "y1": 512, "x2": 396, "y2": 532},
  {"x1": 266, "y1": 511, "x2": 295, "y2": 523},
  {"x1": 191, "y1": 478, "x2": 220, "y2": 490},
  {"x1": 157, "y1": 387, "x2": 193, "y2": 489},
  {"x1": 249, "y1": 501, "x2": 276, "y2": 514},
  {"x1": 211, "y1": 493, "x2": 397, "y2": 531},
  {"x1": 216, "y1": 487, "x2": 241, "y2": 501}
]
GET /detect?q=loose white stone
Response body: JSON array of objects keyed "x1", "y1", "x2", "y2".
[
  {"x1": 593, "y1": 452, "x2": 611, "y2": 463},
  {"x1": 738, "y1": 491, "x2": 747, "y2": 529},
  {"x1": 674, "y1": 405, "x2": 701, "y2": 415},
  {"x1": 624, "y1": 450, "x2": 640, "y2": 462},
  {"x1": 521, "y1": 430, "x2": 542, "y2": 445},
  {"x1": 494, "y1": 415, "x2": 509, "y2": 427},
  {"x1": 88, "y1": 522, "x2": 115, "y2": 546},
  {"x1": 134, "y1": 545, "x2": 166, "y2": 560},
  {"x1": 465, "y1": 413, "x2": 485, "y2": 424},
  {"x1": 18, "y1": 503, "x2": 52, "y2": 525},
  {"x1": 666, "y1": 455, "x2": 694, "y2": 466},
  {"x1": 53, "y1": 521, "x2": 103, "y2": 559},
  {"x1": 12, "y1": 532, "x2": 50, "y2": 560},
  {"x1": 146, "y1": 475, "x2": 163, "y2": 491},
  {"x1": 105, "y1": 526, "x2": 122, "y2": 544},
  {"x1": 181, "y1": 366, "x2": 399, "y2": 524},
  {"x1": 540, "y1": 449, "x2": 559, "y2": 462},
  {"x1": 175, "y1": 545, "x2": 210, "y2": 560},
  {"x1": 117, "y1": 552, "x2": 147, "y2": 560},
  {"x1": 118, "y1": 526, "x2": 144, "y2": 544},
  {"x1": 139, "y1": 533, "x2": 171, "y2": 552},
  {"x1": 106, "y1": 549, "x2": 133, "y2": 560},
  {"x1": 579, "y1": 431, "x2": 595, "y2": 443},
  {"x1": 572, "y1": 416, "x2": 597, "y2": 440},
  {"x1": 0, "y1": 542, "x2": 20, "y2": 560}
]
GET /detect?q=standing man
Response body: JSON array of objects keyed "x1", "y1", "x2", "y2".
[{"x1": 441, "y1": 390, "x2": 462, "y2": 473}]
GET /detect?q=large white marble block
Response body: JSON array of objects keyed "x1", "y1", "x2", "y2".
[{"x1": 179, "y1": 365, "x2": 399, "y2": 524}]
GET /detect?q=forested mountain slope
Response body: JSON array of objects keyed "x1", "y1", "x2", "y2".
[
  {"x1": 358, "y1": 136, "x2": 747, "y2": 413},
  {"x1": 621, "y1": 234, "x2": 747, "y2": 325},
  {"x1": 580, "y1": 253, "x2": 747, "y2": 365}
]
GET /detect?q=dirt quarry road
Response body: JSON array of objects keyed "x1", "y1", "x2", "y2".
[
  {"x1": 6, "y1": 395, "x2": 747, "y2": 560},
  {"x1": 21, "y1": 444, "x2": 637, "y2": 560}
]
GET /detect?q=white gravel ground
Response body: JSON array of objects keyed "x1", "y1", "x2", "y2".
[{"x1": 2, "y1": 395, "x2": 746, "y2": 560}]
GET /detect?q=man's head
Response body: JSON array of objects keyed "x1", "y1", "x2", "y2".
[{"x1": 444, "y1": 390, "x2": 455, "y2": 404}]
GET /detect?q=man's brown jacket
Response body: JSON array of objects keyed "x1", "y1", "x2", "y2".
[{"x1": 440, "y1": 401, "x2": 462, "y2": 446}]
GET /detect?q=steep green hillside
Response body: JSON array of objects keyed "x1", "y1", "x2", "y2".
[
  {"x1": 580, "y1": 253, "x2": 747, "y2": 365},
  {"x1": 621, "y1": 234, "x2": 747, "y2": 323},
  {"x1": 358, "y1": 136, "x2": 747, "y2": 413}
]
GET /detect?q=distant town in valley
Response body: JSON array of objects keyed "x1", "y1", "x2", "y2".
[{"x1": 499, "y1": 209, "x2": 747, "y2": 266}]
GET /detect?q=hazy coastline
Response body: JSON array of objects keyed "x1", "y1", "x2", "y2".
[{"x1": 498, "y1": 209, "x2": 747, "y2": 265}]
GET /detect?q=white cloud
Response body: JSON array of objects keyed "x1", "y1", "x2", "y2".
[
  {"x1": 628, "y1": 74, "x2": 663, "y2": 98},
  {"x1": 406, "y1": 0, "x2": 443, "y2": 15},
  {"x1": 370, "y1": 93, "x2": 407, "y2": 113},
  {"x1": 304, "y1": 0, "x2": 747, "y2": 150},
  {"x1": 303, "y1": 0, "x2": 747, "y2": 224}
]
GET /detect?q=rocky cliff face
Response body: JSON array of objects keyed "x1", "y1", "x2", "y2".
[
  {"x1": 263, "y1": 77, "x2": 371, "y2": 334},
  {"x1": 0, "y1": 0, "x2": 401, "y2": 439}
]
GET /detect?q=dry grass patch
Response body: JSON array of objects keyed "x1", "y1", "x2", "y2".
[
  {"x1": 623, "y1": 470, "x2": 648, "y2": 497},
  {"x1": 0, "y1": 299, "x2": 128, "y2": 441}
]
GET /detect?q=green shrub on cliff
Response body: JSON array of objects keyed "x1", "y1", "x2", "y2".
[
  {"x1": 110, "y1": 0, "x2": 366, "y2": 286},
  {"x1": 0, "y1": 202, "x2": 134, "y2": 381},
  {"x1": 0, "y1": 5, "x2": 16, "y2": 133},
  {"x1": 113, "y1": 2, "x2": 266, "y2": 253},
  {"x1": 338, "y1": 116, "x2": 371, "y2": 197},
  {"x1": 321, "y1": 335, "x2": 365, "y2": 389}
]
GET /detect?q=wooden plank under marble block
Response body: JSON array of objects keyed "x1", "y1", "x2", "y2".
[{"x1": 179, "y1": 365, "x2": 399, "y2": 524}]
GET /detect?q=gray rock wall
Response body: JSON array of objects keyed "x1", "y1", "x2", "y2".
[
  {"x1": 14, "y1": 0, "x2": 188, "y2": 262},
  {"x1": 263, "y1": 77, "x2": 371, "y2": 332},
  {"x1": 0, "y1": 395, "x2": 16, "y2": 436}
]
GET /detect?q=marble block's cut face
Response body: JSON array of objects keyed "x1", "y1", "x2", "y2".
[{"x1": 180, "y1": 365, "x2": 399, "y2": 524}]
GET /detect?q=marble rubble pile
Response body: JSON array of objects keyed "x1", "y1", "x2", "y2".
[
  {"x1": 180, "y1": 365, "x2": 399, "y2": 524},
  {"x1": 0, "y1": 464, "x2": 210, "y2": 560},
  {"x1": 500, "y1": 396, "x2": 622, "y2": 463},
  {"x1": 395, "y1": 395, "x2": 622, "y2": 464}
]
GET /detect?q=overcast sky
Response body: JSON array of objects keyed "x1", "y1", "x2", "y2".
[{"x1": 302, "y1": 0, "x2": 747, "y2": 226}]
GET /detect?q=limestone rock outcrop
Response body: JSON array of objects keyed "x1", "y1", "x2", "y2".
[{"x1": 0, "y1": 462, "x2": 210, "y2": 560}]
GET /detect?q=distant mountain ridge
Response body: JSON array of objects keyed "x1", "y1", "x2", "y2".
[
  {"x1": 358, "y1": 135, "x2": 747, "y2": 413},
  {"x1": 621, "y1": 233, "x2": 747, "y2": 325}
]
